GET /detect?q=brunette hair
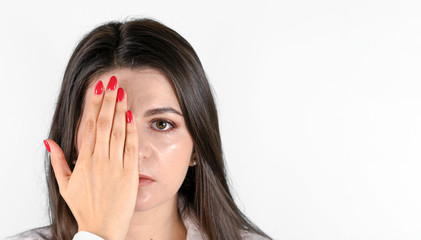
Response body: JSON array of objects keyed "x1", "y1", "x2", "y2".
[{"x1": 13, "y1": 18, "x2": 271, "y2": 240}]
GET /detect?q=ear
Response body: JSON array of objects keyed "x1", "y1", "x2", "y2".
[{"x1": 189, "y1": 151, "x2": 197, "y2": 167}]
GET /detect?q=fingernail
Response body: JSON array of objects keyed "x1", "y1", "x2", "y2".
[
  {"x1": 43, "y1": 140, "x2": 51, "y2": 153},
  {"x1": 107, "y1": 76, "x2": 117, "y2": 91},
  {"x1": 94, "y1": 81, "x2": 103, "y2": 95},
  {"x1": 117, "y1": 88, "x2": 125, "y2": 102},
  {"x1": 126, "y1": 110, "x2": 133, "y2": 123}
]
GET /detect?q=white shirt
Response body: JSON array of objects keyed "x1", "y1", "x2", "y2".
[
  {"x1": 72, "y1": 209, "x2": 206, "y2": 240},
  {"x1": 7, "y1": 200, "x2": 268, "y2": 240},
  {"x1": 7, "y1": 214, "x2": 266, "y2": 240}
]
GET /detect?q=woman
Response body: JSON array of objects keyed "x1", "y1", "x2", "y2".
[{"x1": 8, "y1": 18, "x2": 272, "y2": 240}]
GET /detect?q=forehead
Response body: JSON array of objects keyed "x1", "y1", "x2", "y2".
[{"x1": 85, "y1": 68, "x2": 181, "y2": 110}]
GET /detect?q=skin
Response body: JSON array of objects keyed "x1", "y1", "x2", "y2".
[
  {"x1": 48, "y1": 68, "x2": 195, "y2": 240},
  {"x1": 80, "y1": 68, "x2": 195, "y2": 240}
]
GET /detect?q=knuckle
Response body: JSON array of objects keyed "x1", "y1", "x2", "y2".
[
  {"x1": 97, "y1": 116, "x2": 109, "y2": 129},
  {"x1": 125, "y1": 144, "x2": 137, "y2": 156},
  {"x1": 85, "y1": 119, "x2": 95, "y2": 131},
  {"x1": 111, "y1": 130, "x2": 123, "y2": 141}
]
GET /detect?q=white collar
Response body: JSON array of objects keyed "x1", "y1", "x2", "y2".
[{"x1": 178, "y1": 197, "x2": 206, "y2": 240}]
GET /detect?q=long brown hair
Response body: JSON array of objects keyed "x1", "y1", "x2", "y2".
[{"x1": 15, "y1": 18, "x2": 271, "y2": 240}]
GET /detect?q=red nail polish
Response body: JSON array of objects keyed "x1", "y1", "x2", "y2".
[
  {"x1": 95, "y1": 81, "x2": 103, "y2": 95},
  {"x1": 126, "y1": 110, "x2": 133, "y2": 123},
  {"x1": 43, "y1": 140, "x2": 51, "y2": 152},
  {"x1": 107, "y1": 76, "x2": 117, "y2": 91},
  {"x1": 117, "y1": 88, "x2": 124, "y2": 102}
]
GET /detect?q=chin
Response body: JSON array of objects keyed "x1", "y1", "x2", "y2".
[
  {"x1": 134, "y1": 188, "x2": 179, "y2": 212},
  {"x1": 134, "y1": 189, "x2": 156, "y2": 211},
  {"x1": 134, "y1": 201, "x2": 154, "y2": 211}
]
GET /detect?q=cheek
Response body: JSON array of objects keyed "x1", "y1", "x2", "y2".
[
  {"x1": 150, "y1": 131, "x2": 193, "y2": 181},
  {"x1": 135, "y1": 131, "x2": 193, "y2": 209}
]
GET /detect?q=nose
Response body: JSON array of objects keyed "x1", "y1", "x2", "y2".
[
  {"x1": 126, "y1": 104, "x2": 152, "y2": 162},
  {"x1": 135, "y1": 122, "x2": 152, "y2": 161}
]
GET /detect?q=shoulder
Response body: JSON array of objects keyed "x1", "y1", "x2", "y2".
[
  {"x1": 182, "y1": 213, "x2": 270, "y2": 240},
  {"x1": 5, "y1": 226, "x2": 51, "y2": 240},
  {"x1": 180, "y1": 204, "x2": 270, "y2": 240}
]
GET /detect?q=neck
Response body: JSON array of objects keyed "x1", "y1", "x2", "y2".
[{"x1": 125, "y1": 194, "x2": 187, "y2": 240}]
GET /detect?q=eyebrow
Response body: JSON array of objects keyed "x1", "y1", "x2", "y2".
[{"x1": 143, "y1": 107, "x2": 183, "y2": 117}]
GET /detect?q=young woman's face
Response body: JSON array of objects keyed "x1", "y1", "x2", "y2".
[{"x1": 75, "y1": 68, "x2": 194, "y2": 211}]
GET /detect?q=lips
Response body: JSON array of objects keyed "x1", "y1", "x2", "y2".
[
  {"x1": 138, "y1": 174, "x2": 155, "y2": 186},
  {"x1": 139, "y1": 174, "x2": 155, "y2": 181}
]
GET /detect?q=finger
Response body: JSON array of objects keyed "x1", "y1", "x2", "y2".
[
  {"x1": 110, "y1": 88, "x2": 127, "y2": 166},
  {"x1": 123, "y1": 110, "x2": 138, "y2": 175},
  {"x1": 94, "y1": 75, "x2": 119, "y2": 158},
  {"x1": 79, "y1": 80, "x2": 105, "y2": 160},
  {"x1": 45, "y1": 139, "x2": 71, "y2": 194}
]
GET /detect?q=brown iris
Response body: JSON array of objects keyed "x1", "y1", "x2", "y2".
[{"x1": 155, "y1": 121, "x2": 167, "y2": 130}]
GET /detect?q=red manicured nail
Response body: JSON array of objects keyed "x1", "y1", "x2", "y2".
[
  {"x1": 107, "y1": 76, "x2": 117, "y2": 91},
  {"x1": 117, "y1": 88, "x2": 125, "y2": 102},
  {"x1": 126, "y1": 110, "x2": 133, "y2": 123},
  {"x1": 94, "y1": 81, "x2": 103, "y2": 95},
  {"x1": 43, "y1": 140, "x2": 51, "y2": 152}
]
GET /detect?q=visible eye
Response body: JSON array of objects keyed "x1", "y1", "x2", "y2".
[{"x1": 151, "y1": 119, "x2": 176, "y2": 133}]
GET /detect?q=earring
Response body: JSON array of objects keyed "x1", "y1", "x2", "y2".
[
  {"x1": 72, "y1": 159, "x2": 76, "y2": 164},
  {"x1": 191, "y1": 151, "x2": 197, "y2": 166}
]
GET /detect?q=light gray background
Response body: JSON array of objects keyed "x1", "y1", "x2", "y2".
[{"x1": 1, "y1": 0, "x2": 421, "y2": 239}]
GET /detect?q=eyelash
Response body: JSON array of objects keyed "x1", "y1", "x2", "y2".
[{"x1": 150, "y1": 118, "x2": 176, "y2": 133}]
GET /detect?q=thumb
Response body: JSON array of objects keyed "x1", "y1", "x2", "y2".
[{"x1": 44, "y1": 139, "x2": 71, "y2": 193}]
